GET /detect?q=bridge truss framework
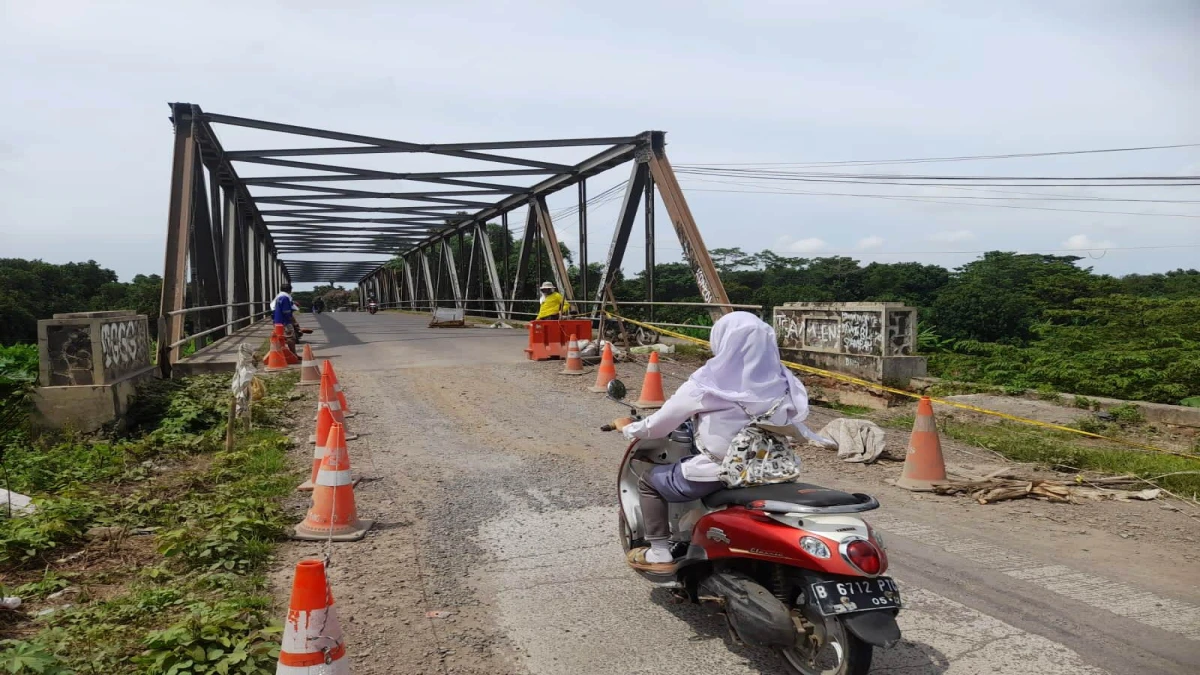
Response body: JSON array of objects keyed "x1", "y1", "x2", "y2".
[{"x1": 158, "y1": 103, "x2": 730, "y2": 375}]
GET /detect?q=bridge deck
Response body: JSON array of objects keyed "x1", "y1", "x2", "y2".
[{"x1": 172, "y1": 320, "x2": 276, "y2": 376}]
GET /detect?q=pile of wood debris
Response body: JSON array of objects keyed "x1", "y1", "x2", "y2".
[{"x1": 933, "y1": 469, "x2": 1162, "y2": 505}]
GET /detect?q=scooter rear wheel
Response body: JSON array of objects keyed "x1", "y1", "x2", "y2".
[{"x1": 778, "y1": 615, "x2": 872, "y2": 675}]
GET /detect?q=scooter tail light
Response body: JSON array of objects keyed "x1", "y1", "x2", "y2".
[{"x1": 844, "y1": 539, "x2": 882, "y2": 575}]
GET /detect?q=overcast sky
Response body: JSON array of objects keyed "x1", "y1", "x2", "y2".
[{"x1": 2, "y1": 1, "x2": 1197, "y2": 288}]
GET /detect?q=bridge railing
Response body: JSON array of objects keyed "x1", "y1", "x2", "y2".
[{"x1": 162, "y1": 301, "x2": 273, "y2": 353}]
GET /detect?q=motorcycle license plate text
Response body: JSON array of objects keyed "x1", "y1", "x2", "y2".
[{"x1": 810, "y1": 577, "x2": 901, "y2": 616}]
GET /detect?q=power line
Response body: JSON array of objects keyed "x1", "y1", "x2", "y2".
[
  {"x1": 681, "y1": 175, "x2": 1200, "y2": 204},
  {"x1": 677, "y1": 142, "x2": 1200, "y2": 168},
  {"x1": 681, "y1": 185, "x2": 1200, "y2": 218}
]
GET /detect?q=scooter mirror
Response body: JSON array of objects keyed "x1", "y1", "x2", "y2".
[{"x1": 606, "y1": 379, "x2": 627, "y2": 401}]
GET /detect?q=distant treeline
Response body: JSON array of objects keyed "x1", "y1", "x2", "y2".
[{"x1": 4, "y1": 252, "x2": 1198, "y2": 403}]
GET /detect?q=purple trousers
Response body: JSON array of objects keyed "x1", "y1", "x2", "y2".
[{"x1": 638, "y1": 459, "x2": 723, "y2": 541}]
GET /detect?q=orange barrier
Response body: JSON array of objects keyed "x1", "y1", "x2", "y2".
[
  {"x1": 525, "y1": 319, "x2": 593, "y2": 361},
  {"x1": 322, "y1": 361, "x2": 354, "y2": 418},
  {"x1": 896, "y1": 396, "x2": 948, "y2": 491},
  {"x1": 634, "y1": 351, "x2": 666, "y2": 410},
  {"x1": 298, "y1": 344, "x2": 321, "y2": 385},
  {"x1": 276, "y1": 558, "x2": 350, "y2": 673},
  {"x1": 265, "y1": 335, "x2": 290, "y2": 372},
  {"x1": 293, "y1": 422, "x2": 373, "y2": 541},
  {"x1": 560, "y1": 334, "x2": 587, "y2": 376},
  {"x1": 590, "y1": 343, "x2": 617, "y2": 393}
]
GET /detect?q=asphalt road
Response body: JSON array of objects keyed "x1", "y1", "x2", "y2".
[{"x1": 278, "y1": 311, "x2": 1200, "y2": 675}]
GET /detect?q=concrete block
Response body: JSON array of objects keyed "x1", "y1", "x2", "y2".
[
  {"x1": 776, "y1": 302, "x2": 926, "y2": 386},
  {"x1": 32, "y1": 366, "x2": 155, "y2": 432}
]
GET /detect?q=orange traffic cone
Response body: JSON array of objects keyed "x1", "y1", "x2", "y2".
[
  {"x1": 298, "y1": 344, "x2": 321, "y2": 386},
  {"x1": 634, "y1": 351, "x2": 666, "y2": 410},
  {"x1": 276, "y1": 558, "x2": 351, "y2": 673},
  {"x1": 322, "y1": 361, "x2": 355, "y2": 419},
  {"x1": 896, "y1": 397, "x2": 948, "y2": 491},
  {"x1": 298, "y1": 403, "x2": 334, "y2": 491},
  {"x1": 590, "y1": 343, "x2": 617, "y2": 393},
  {"x1": 283, "y1": 340, "x2": 301, "y2": 366},
  {"x1": 311, "y1": 374, "x2": 357, "y2": 442},
  {"x1": 560, "y1": 334, "x2": 587, "y2": 376},
  {"x1": 293, "y1": 422, "x2": 373, "y2": 541},
  {"x1": 265, "y1": 335, "x2": 290, "y2": 372}
]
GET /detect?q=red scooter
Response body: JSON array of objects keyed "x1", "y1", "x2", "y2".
[{"x1": 602, "y1": 380, "x2": 900, "y2": 675}]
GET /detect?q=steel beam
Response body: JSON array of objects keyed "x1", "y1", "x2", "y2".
[
  {"x1": 475, "y1": 222, "x2": 508, "y2": 319},
  {"x1": 205, "y1": 112, "x2": 574, "y2": 171},
  {"x1": 419, "y1": 251, "x2": 436, "y2": 306},
  {"x1": 158, "y1": 105, "x2": 198, "y2": 373},
  {"x1": 509, "y1": 207, "x2": 538, "y2": 308},
  {"x1": 532, "y1": 196, "x2": 573, "y2": 301},
  {"x1": 225, "y1": 136, "x2": 638, "y2": 159},
  {"x1": 593, "y1": 161, "x2": 649, "y2": 308},
  {"x1": 441, "y1": 238, "x2": 463, "y2": 309},
  {"x1": 645, "y1": 172, "x2": 655, "y2": 321},
  {"x1": 403, "y1": 258, "x2": 417, "y2": 309},
  {"x1": 645, "y1": 136, "x2": 731, "y2": 319},
  {"x1": 578, "y1": 180, "x2": 588, "y2": 305}
]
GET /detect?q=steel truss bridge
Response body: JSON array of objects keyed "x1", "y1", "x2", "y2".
[{"x1": 157, "y1": 102, "x2": 731, "y2": 376}]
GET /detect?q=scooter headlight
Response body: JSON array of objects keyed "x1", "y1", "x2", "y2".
[{"x1": 800, "y1": 536, "x2": 831, "y2": 559}]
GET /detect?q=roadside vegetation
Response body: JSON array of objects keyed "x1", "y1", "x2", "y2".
[
  {"x1": 0, "y1": 372, "x2": 301, "y2": 674},
  {"x1": 881, "y1": 412, "x2": 1200, "y2": 499}
]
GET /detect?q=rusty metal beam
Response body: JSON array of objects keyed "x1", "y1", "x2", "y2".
[
  {"x1": 158, "y1": 105, "x2": 198, "y2": 373},
  {"x1": 532, "y1": 196, "x2": 573, "y2": 301},
  {"x1": 645, "y1": 135, "x2": 731, "y2": 320}
]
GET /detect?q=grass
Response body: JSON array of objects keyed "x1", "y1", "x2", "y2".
[
  {"x1": 882, "y1": 413, "x2": 1200, "y2": 498},
  {"x1": 0, "y1": 372, "x2": 301, "y2": 674}
]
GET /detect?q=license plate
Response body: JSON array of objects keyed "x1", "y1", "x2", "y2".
[{"x1": 810, "y1": 577, "x2": 901, "y2": 616}]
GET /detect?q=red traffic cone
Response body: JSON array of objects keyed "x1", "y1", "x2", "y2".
[{"x1": 311, "y1": 374, "x2": 357, "y2": 442}]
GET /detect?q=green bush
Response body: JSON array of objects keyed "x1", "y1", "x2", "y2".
[{"x1": 131, "y1": 602, "x2": 280, "y2": 675}]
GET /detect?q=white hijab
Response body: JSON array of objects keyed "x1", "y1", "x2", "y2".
[{"x1": 689, "y1": 311, "x2": 810, "y2": 421}]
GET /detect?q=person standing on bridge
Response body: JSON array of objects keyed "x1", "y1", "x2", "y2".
[
  {"x1": 535, "y1": 281, "x2": 569, "y2": 320},
  {"x1": 612, "y1": 311, "x2": 831, "y2": 573}
]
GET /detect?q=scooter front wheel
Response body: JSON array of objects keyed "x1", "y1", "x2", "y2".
[{"x1": 778, "y1": 614, "x2": 872, "y2": 675}]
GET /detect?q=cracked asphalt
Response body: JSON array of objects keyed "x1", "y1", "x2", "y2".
[{"x1": 269, "y1": 312, "x2": 1200, "y2": 675}]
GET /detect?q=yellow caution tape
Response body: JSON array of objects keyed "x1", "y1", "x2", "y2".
[{"x1": 603, "y1": 312, "x2": 1198, "y2": 459}]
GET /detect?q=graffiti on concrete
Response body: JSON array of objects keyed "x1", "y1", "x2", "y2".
[
  {"x1": 775, "y1": 313, "x2": 803, "y2": 344},
  {"x1": 46, "y1": 326, "x2": 94, "y2": 386},
  {"x1": 841, "y1": 312, "x2": 882, "y2": 355},
  {"x1": 804, "y1": 318, "x2": 841, "y2": 350},
  {"x1": 100, "y1": 319, "x2": 150, "y2": 380},
  {"x1": 887, "y1": 311, "x2": 916, "y2": 356}
]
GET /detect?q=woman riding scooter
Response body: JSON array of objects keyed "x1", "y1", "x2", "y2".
[{"x1": 612, "y1": 311, "x2": 832, "y2": 573}]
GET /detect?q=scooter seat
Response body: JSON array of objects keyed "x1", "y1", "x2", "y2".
[{"x1": 702, "y1": 482, "x2": 866, "y2": 509}]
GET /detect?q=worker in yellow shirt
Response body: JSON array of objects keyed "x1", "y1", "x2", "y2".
[{"x1": 535, "y1": 281, "x2": 570, "y2": 320}]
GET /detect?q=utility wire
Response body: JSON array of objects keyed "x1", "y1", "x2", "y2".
[
  {"x1": 676, "y1": 142, "x2": 1200, "y2": 168},
  {"x1": 681, "y1": 185, "x2": 1200, "y2": 218}
]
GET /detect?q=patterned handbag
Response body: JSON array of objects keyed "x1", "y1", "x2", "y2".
[{"x1": 702, "y1": 387, "x2": 805, "y2": 488}]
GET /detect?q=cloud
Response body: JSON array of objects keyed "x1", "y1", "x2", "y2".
[
  {"x1": 856, "y1": 235, "x2": 884, "y2": 250},
  {"x1": 1063, "y1": 234, "x2": 1116, "y2": 250},
  {"x1": 927, "y1": 230, "x2": 976, "y2": 243},
  {"x1": 779, "y1": 237, "x2": 828, "y2": 253}
]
